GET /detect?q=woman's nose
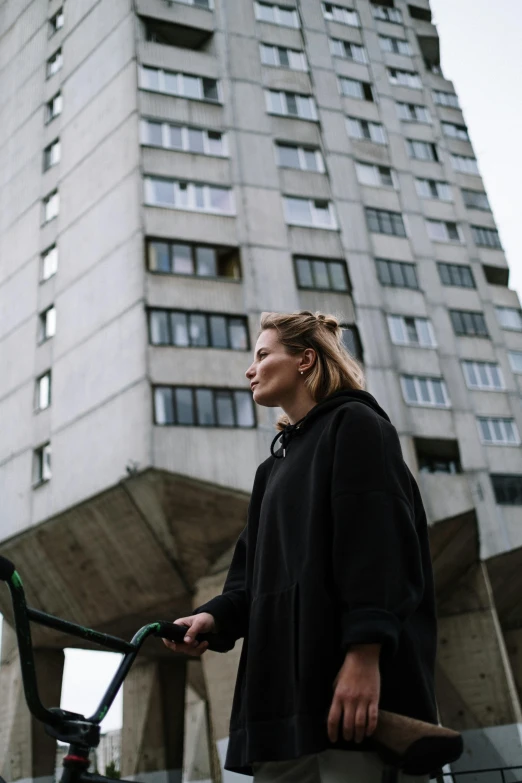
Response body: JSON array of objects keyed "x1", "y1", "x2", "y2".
[{"x1": 245, "y1": 364, "x2": 255, "y2": 379}]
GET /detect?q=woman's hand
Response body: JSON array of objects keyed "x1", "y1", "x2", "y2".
[
  {"x1": 327, "y1": 643, "x2": 381, "y2": 744},
  {"x1": 162, "y1": 612, "x2": 216, "y2": 657}
]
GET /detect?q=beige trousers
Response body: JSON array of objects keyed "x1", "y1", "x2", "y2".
[{"x1": 253, "y1": 749, "x2": 431, "y2": 783}]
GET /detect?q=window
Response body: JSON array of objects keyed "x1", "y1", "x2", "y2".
[
  {"x1": 265, "y1": 89, "x2": 317, "y2": 119},
  {"x1": 451, "y1": 154, "x2": 479, "y2": 175},
  {"x1": 34, "y1": 443, "x2": 52, "y2": 484},
  {"x1": 254, "y1": 2, "x2": 299, "y2": 26},
  {"x1": 478, "y1": 417, "x2": 520, "y2": 446},
  {"x1": 145, "y1": 178, "x2": 234, "y2": 214},
  {"x1": 339, "y1": 78, "x2": 374, "y2": 101},
  {"x1": 276, "y1": 143, "x2": 324, "y2": 172},
  {"x1": 346, "y1": 117, "x2": 386, "y2": 144},
  {"x1": 401, "y1": 375, "x2": 450, "y2": 407},
  {"x1": 426, "y1": 220, "x2": 461, "y2": 243},
  {"x1": 462, "y1": 361, "x2": 504, "y2": 391},
  {"x1": 294, "y1": 257, "x2": 349, "y2": 291},
  {"x1": 437, "y1": 263, "x2": 475, "y2": 289},
  {"x1": 329, "y1": 38, "x2": 367, "y2": 63},
  {"x1": 149, "y1": 310, "x2": 249, "y2": 350},
  {"x1": 379, "y1": 35, "x2": 411, "y2": 55},
  {"x1": 39, "y1": 306, "x2": 57, "y2": 342},
  {"x1": 396, "y1": 102, "x2": 431, "y2": 123},
  {"x1": 495, "y1": 306, "x2": 522, "y2": 332},
  {"x1": 322, "y1": 3, "x2": 360, "y2": 26},
  {"x1": 43, "y1": 139, "x2": 61, "y2": 170},
  {"x1": 140, "y1": 67, "x2": 220, "y2": 102},
  {"x1": 416, "y1": 178, "x2": 452, "y2": 201},
  {"x1": 491, "y1": 475, "x2": 522, "y2": 505},
  {"x1": 260, "y1": 43, "x2": 307, "y2": 70},
  {"x1": 483, "y1": 265, "x2": 509, "y2": 287},
  {"x1": 148, "y1": 240, "x2": 240, "y2": 279},
  {"x1": 406, "y1": 139, "x2": 438, "y2": 161},
  {"x1": 472, "y1": 226, "x2": 502, "y2": 249},
  {"x1": 41, "y1": 245, "x2": 58, "y2": 281},
  {"x1": 376, "y1": 259, "x2": 418, "y2": 289},
  {"x1": 284, "y1": 197, "x2": 337, "y2": 229},
  {"x1": 175, "y1": 0, "x2": 213, "y2": 6},
  {"x1": 140, "y1": 120, "x2": 227, "y2": 156},
  {"x1": 372, "y1": 5, "x2": 402, "y2": 23},
  {"x1": 462, "y1": 189, "x2": 490, "y2": 211},
  {"x1": 35, "y1": 372, "x2": 51, "y2": 411},
  {"x1": 415, "y1": 438, "x2": 461, "y2": 475},
  {"x1": 46, "y1": 92, "x2": 62, "y2": 122},
  {"x1": 433, "y1": 90, "x2": 460, "y2": 108},
  {"x1": 154, "y1": 386, "x2": 255, "y2": 427},
  {"x1": 388, "y1": 68, "x2": 422, "y2": 89},
  {"x1": 341, "y1": 325, "x2": 363, "y2": 360},
  {"x1": 43, "y1": 191, "x2": 59, "y2": 223},
  {"x1": 508, "y1": 351, "x2": 522, "y2": 374},
  {"x1": 442, "y1": 122, "x2": 469, "y2": 141},
  {"x1": 356, "y1": 163, "x2": 396, "y2": 188},
  {"x1": 388, "y1": 315, "x2": 436, "y2": 347},
  {"x1": 46, "y1": 49, "x2": 63, "y2": 78},
  {"x1": 49, "y1": 9, "x2": 64, "y2": 35},
  {"x1": 366, "y1": 208, "x2": 406, "y2": 237},
  {"x1": 449, "y1": 309, "x2": 489, "y2": 337}
]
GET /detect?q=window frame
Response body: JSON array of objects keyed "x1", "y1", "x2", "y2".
[
  {"x1": 43, "y1": 139, "x2": 61, "y2": 171},
  {"x1": 144, "y1": 177, "x2": 235, "y2": 215},
  {"x1": 283, "y1": 196, "x2": 337, "y2": 229},
  {"x1": 46, "y1": 92, "x2": 63, "y2": 123},
  {"x1": 254, "y1": 1, "x2": 300, "y2": 27},
  {"x1": 43, "y1": 190, "x2": 60, "y2": 224},
  {"x1": 400, "y1": 375, "x2": 451, "y2": 408},
  {"x1": 41, "y1": 245, "x2": 59, "y2": 282},
  {"x1": 49, "y1": 8, "x2": 64, "y2": 35},
  {"x1": 35, "y1": 371, "x2": 52, "y2": 412},
  {"x1": 275, "y1": 142, "x2": 325, "y2": 172},
  {"x1": 471, "y1": 225, "x2": 502, "y2": 249},
  {"x1": 396, "y1": 102, "x2": 431, "y2": 123},
  {"x1": 140, "y1": 119, "x2": 228, "y2": 157},
  {"x1": 462, "y1": 189, "x2": 491, "y2": 212},
  {"x1": 153, "y1": 386, "x2": 257, "y2": 428},
  {"x1": 449, "y1": 309, "x2": 489, "y2": 338},
  {"x1": 508, "y1": 351, "x2": 522, "y2": 374},
  {"x1": 477, "y1": 417, "x2": 520, "y2": 446},
  {"x1": 406, "y1": 139, "x2": 438, "y2": 162},
  {"x1": 264, "y1": 89, "x2": 318, "y2": 120},
  {"x1": 259, "y1": 42, "x2": 307, "y2": 70},
  {"x1": 388, "y1": 68, "x2": 422, "y2": 89},
  {"x1": 388, "y1": 315, "x2": 437, "y2": 348},
  {"x1": 346, "y1": 117, "x2": 386, "y2": 145},
  {"x1": 293, "y1": 256, "x2": 350, "y2": 292},
  {"x1": 415, "y1": 178, "x2": 452, "y2": 202},
  {"x1": 46, "y1": 49, "x2": 63, "y2": 79},
  {"x1": 495, "y1": 306, "x2": 522, "y2": 332},
  {"x1": 378, "y1": 35, "x2": 412, "y2": 55},
  {"x1": 451, "y1": 154, "x2": 480, "y2": 175},
  {"x1": 433, "y1": 90, "x2": 460, "y2": 108},
  {"x1": 329, "y1": 37, "x2": 367, "y2": 63},
  {"x1": 441, "y1": 122, "x2": 470, "y2": 141},
  {"x1": 322, "y1": 3, "x2": 360, "y2": 27},
  {"x1": 372, "y1": 4, "x2": 402, "y2": 23},
  {"x1": 140, "y1": 66, "x2": 221, "y2": 103},
  {"x1": 491, "y1": 474, "x2": 522, "y2": 506},
  {"x1": 437, "y1": 262, "x2": 475, "y2": 289},
  {"x1": 148, "y1": 309, "x2": 250, "y2": 351},
  {"x1": 365, "y1": 207, "x2": 407, "y2": 237},
  {"x1": 339, "y1": 77, "x2": 374, "y2": 102},
  {"x1": 147, "y1": 239, "x2": 241, "y2": 281},
  {"x1": 462, "y1": 360, "x2": 505, "y2": 391},
  {"x1": 376, "y1": 259, "x2": 419, "y2": 290},
  {"x1": 426, "y1": 219, "x2": 463, "y2": 244},
  {"x1": 34, "y1": 442, "x2": 52, "y2": 485},
  {"x1": 356, "y1": 162, "x2": 397, "y2": 189}
]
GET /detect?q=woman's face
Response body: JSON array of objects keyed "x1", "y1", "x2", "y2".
[{"x1": 245, "y1": 329, "x2": 302, "y2": 407}]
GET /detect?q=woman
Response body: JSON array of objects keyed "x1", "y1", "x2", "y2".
[{"x1": 164, "y1": 311, "x2": 438, "y2": 783}]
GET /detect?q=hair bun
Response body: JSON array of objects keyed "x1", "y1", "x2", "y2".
[{"x1": 315, "y1": 312, "x2": 340, "y2": 332}]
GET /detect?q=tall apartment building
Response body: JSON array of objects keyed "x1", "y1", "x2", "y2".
[{"x1": 1, "y1": 0, "x2": 522, "y2": 779}]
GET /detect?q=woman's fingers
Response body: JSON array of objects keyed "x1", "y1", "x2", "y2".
[
  {"x1": 366, "y1": 702, "x2": 379, "y2": 737},
  {"x1": 327, "y1": 695, "x2": 342, "y2": 743},
  {"x1": 341, "y1": 700, "x2": 356, "y2": 742},
  {"x1": 353, "y1": 702, "x2": 368, "y2": 744}
]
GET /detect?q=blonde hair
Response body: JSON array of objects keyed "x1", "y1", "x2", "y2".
[{"x1": 259, "y1": 310, "x2": 365, "y2": 430}]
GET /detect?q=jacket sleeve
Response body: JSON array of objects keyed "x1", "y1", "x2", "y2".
[
  {"x1": 193, "y1": 525, "x2": 248, "y2": 652},
  {"x1": 330, "y1": 404, "x2": 425, "y2": 659}
]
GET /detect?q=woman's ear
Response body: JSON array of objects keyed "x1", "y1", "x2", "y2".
[{"x1": 300, "y1": 348, "x2": 316, "y2": 372}]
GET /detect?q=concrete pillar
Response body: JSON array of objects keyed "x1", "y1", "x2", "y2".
[
  {"x1": 0, "y1": 623, "x2": 65, "y2": 783},
  {"x1": 121, "y1": 656, "x2": 186, "y2": 783},
  {"x1": 194, "y1": 570, "x2": 245, "y2": 783},
  {"x1": 436, "y1": 563, "x2": 522, "y2": 772}
]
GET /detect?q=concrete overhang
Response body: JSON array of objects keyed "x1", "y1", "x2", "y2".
[
  {"x1": 0, "y1": 469, "x2": 249, "y2": 654},
  {"x1": 486, "y1": 546, "x2": 522, "y2": 631}
]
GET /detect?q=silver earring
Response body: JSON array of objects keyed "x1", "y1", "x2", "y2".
[{"x1": 300, "y1": 371, "x2": 304, "y2": 375}]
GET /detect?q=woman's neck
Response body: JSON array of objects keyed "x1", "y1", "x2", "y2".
[{"x1": 281, "y1": 391, "x2": 317, "y2": 425}]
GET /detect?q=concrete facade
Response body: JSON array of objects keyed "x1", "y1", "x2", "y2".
[{"x1": 1, "y1": 0, "x2": 522, "y2": 779}]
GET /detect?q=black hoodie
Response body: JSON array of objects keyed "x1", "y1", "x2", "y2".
[{"x1": 195, "y1": 390, "x2": 438, "y2": 776}]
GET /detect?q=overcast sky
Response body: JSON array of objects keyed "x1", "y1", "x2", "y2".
[{"x1": 1, "y1": 0, "x2": 521, "y2": 738}]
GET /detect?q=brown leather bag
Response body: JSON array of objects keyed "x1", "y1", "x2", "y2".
[{"x1": 370, "y1": 710, "x2": 464, "y2": 776}]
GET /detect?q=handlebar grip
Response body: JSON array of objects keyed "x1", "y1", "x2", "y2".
[
  {"x1": 155, "y1": 621, "x2": 212, "y2": 645},
  {"x1": 0, "y1": 556, "x2": 15, "y2": 581}
]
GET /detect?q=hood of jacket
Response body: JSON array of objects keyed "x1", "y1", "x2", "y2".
[{"x1": 270, "y1": 388, "x2": 391, "y2": 458}]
